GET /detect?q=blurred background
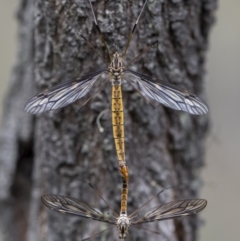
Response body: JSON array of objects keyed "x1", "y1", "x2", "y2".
[{"x1": 0, "y1": 0, "x2": 239, "y2": 240}]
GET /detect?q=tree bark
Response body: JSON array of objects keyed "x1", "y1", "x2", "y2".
[{"x1": 0, "y1": 0, "x2": 217, "y2": 241}]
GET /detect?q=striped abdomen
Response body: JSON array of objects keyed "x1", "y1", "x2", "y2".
[
  {"x1": 112, "y1": 84, "x2": 129, "y2": 214},
  {"x1": 120, "y1": 175, "x2": 129, "y2": 214},
  {"x1": 111, "y1": 85, "x2": 125, "y2": 162}
]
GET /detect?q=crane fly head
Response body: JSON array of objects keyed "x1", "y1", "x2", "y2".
[
  {"x1": 116, "y1": 214, "x2": 130, "y2": 239},
  {"x1": 109, "y1": 52, "x2": 124, "y2": 79}
]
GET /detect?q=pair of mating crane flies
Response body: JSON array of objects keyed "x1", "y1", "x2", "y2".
[{"x1": 25, "y1": 0, "x2": 208, "y2": 239}]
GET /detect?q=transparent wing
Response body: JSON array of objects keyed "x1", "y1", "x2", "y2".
[
  {"x1": 25, "y1": 70, "x2": 108, "y2": 114},
  {"x1": 42, "y1": 195, "x2": 116, "y2": 225},
  {"x1": 132, "y1": 199, "x2": 207, "y2": 225},
  {"x1": 125, "y1": 70, "x2": 208, "y2": 115}
]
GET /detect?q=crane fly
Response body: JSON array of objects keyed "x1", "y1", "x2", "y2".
[
  {"x1": 42, "y1": 192, "x2": 207, "y2": 240},
  {"x1": 24, "y1": 0, "x2": 208, "y2": 182}
]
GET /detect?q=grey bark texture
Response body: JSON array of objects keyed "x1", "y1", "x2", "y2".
[{"x1": 0, "y1": 0, "x2": 217, "y2": 241}]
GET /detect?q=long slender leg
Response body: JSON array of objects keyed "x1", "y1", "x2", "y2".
[
  {"x1": 128, "y1": 189, "x2": 165, "y2": 219},
  {"x1": 124, "y1": 78, "x2": 156, "y2": 109},
  {"x1": 126, "y1": 40, "x2": 158, "y2": 67},
  {"x1": 88, "y1": 0, "x2": 112, "y2": 62},
  {"x1": 41, "y1": 0, "x2": 109, "y2": 66},
  {"x1": 81, "y1": 226, "x2": 115, "y2": 241},
  {"x1": 74, "y1": 29, "x2": 109, "y2": 66},
  {"x1": 122, "y1": 0, "x2": 149, "y2": 61},
  {"x1": 132, "y1": 225, "x2": 162, "y2": 235},
  {"x1": 76, "y1": 77, "x2": 109, "y2": 113},
  {"x1": 88, "y1": 182, "x2": 119, "y2": 217}
]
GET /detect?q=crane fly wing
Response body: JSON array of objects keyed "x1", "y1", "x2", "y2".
[
  {"x1": 125, "y1": 70, "x2": 208, "y2": 115},
  {"x1": 42, "y1": 195, "x2": 115, "y2": 224},
  {"x1": 25, "y1": 70, "x2": 108, "y2": 114},
  {"x1": 132, "y1": 199, "x2": 207, "y2": 225}
]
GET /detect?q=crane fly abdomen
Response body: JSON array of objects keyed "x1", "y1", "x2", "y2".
[{"x1": 111, "y1": 85, "x2": 126, "y2": 166}]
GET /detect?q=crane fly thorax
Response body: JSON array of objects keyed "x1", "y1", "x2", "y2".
[
  {"x1": 109, "y1": 52, "x2": 124, "y2": 80},
  {"x1": 117, "y1": 214, "x2": 130, "y2": 239}
]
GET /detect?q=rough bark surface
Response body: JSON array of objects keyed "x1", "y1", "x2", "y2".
[{"x1": 0, "y1": 0, "x2": 217, "y2": 241}]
